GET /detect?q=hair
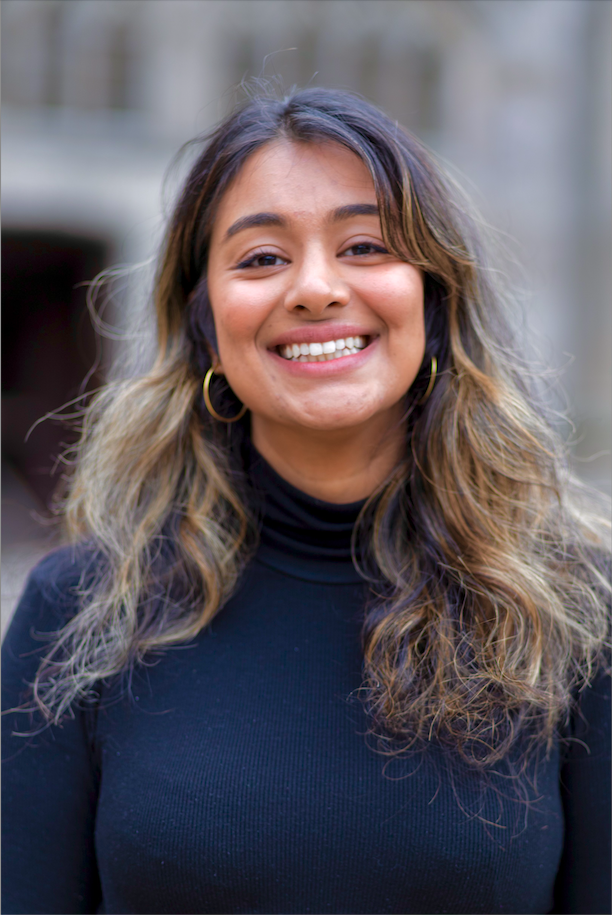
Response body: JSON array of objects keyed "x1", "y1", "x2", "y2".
[{"x1": 28, "y1": 86, "x2": 609, "y2": 770}]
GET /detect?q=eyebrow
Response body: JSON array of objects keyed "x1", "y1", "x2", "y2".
[
  {"x1": 224, "y1": 212, "x2": 285, "y2": 240},
  {"x1": 330, "y1": 203, "x2": 379, "y2": 222},
  {"x1": 223, "y1": 203, "x2": 380, "y2": 241}
]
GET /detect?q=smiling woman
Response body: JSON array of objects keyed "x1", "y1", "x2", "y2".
[{"x1": 2, "y1": 88, "x2": 610, "y2": 915}]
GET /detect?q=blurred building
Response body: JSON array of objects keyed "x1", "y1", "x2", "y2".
[{"x1": 2, "y1": 0, "x2": 611, "y2": 629}]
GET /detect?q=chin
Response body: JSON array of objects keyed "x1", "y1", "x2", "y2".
[{"x1": 288, "y1": 404, "x2": 383, "y2": 432}]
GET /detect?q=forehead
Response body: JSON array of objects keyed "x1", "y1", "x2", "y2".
[{"x1": 214, "y1": 140, "x2": 377, "y2": 224}]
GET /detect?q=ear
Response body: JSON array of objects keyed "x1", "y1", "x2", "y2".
[
  {"x1": 187, "y1": 280, "x2": 221, "y2": 371},
  {"x1": 202, "y1": 340, "x2": 222, "y2": 374}
]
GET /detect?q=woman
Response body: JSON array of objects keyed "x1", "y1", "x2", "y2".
[{"x1": 2, "y1": 88, "x2": 610, "y2": 915}]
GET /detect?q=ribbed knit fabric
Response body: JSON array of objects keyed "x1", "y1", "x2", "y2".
[{"x1": 2, "y1": 450, "x2": 610, "y2": 914}]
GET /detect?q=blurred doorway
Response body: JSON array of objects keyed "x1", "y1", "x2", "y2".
[{"x1": 2, "y1": 230, "x2": 108, "y2": 632}]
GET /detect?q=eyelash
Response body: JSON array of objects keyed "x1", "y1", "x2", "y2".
[
  {"x1": 236, "y1": 250, "x2": 286, "y2": 269},
  {"x1": 236, "y1": 242, "x2": 388, "y2": 269},
  {"x1": 344, "y1": 243, "x2": 388, "y2": 257}
]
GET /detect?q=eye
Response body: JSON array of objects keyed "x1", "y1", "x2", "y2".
[
  {"x1": 236, "y1": 251, "x2": 288, "y2": 269},
  {"x1": 342, "y1": 242, "x2": 388, "y2": 257}
]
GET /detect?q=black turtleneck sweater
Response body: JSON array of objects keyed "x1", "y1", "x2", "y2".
[{"x1": 2, "y1": 451, "x2": 610, "y2": 914}]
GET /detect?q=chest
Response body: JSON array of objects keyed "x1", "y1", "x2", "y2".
[{"x1": 92, "y1": 567, "x2": 565, "y2": 914}]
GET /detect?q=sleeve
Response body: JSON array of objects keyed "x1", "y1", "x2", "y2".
[
  {"x1": 551, "y1": 667, "x2": 611, "y2": 915},
  {"x1": 2, "y1": 552, "x2": 102, "y2": 915}
]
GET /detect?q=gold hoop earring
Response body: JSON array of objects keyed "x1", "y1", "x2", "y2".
[
  {"x1": 203, "y1": 367, "x2": 247, "y2": 423},
  {"x1": 418, "y1": 356, "x2": 437, "y2": 405}
]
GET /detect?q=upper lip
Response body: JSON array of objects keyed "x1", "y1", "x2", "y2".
[{"x1": 268, "y1": 324, "x2": 378, "y2": 349}]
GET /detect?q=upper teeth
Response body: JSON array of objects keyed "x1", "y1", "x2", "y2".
[{"x1": 279, "y1": 336, "x2": 368, "y2": 361}]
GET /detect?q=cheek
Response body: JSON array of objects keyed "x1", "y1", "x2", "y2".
[
  {"x1": 369, "y1": 269, "x2": 426, "y2": 386},
  {"x1": 210, "y1": 281, "x2": 275, "y2": 353},
  {"x1": 361, "y1": 267, "x2": 425, "y2": 335}
]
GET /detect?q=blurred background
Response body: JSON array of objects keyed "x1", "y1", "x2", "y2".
[{"x1": 2, "y1": 0, "x2": 611, "y2": 633}]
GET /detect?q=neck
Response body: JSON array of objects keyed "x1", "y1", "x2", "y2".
[{"x1": 251, "y1": 408, "x2": 405, "y2": 504}]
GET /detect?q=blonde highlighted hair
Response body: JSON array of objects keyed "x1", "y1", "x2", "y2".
[{"x1": 30, "y1": 87, "x2": 609, "y2": 769}]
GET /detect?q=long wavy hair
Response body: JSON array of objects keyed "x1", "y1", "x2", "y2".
[{"x1": 30, "y1": 87, "x2": 609, "y2": 769}]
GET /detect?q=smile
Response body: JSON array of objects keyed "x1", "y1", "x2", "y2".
[{"x1": 278, "y1": 335, "x2": 369, "y2": 363}]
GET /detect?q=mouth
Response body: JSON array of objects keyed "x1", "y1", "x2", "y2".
[{"x1": 276, "y1": 334, "x2": 370, "y2": 363}]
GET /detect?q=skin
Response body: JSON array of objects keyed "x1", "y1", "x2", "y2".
[{"x1": 206, "y1": 140, "x2": 425, "y2": 503}]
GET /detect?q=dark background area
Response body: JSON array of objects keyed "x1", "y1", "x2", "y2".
[{"x1": 2, "y1": 231, "x2": 107, "y2": 507}]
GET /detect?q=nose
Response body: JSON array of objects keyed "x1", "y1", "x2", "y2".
[{"x1": 282, "y1": 245, "x2": 350, "y2": 316}]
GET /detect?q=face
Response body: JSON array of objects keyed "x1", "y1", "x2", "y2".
[{"x1": 206, "y1": 140, "x2": 425, "y2": 439}]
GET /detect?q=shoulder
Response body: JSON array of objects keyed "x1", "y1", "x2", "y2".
[
  {"x1": 574, "y1": 665, "x2": 611, "y2": 737},
  {"x1": 2, "y1": 544, "x2": 100, "y2": 659},
  {"x1": 27, "y1": 543, "x2": 96, "y2": 601},
  {"x1": 561, "y1": 664, "x2": 611, "y2": 765}
]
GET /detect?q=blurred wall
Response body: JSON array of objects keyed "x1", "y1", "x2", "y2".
[{"x1": 2, "y1": 0, "x2": 610, "y2": 624}]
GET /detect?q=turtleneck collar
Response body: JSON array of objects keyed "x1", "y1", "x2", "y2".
[{"x1": 246, "y1": 444, "x2": 367, "y2": 584}]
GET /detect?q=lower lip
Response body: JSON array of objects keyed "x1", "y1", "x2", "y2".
[{"x1": 267, "y1": 338, "x2": 379, "y2": 376}]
